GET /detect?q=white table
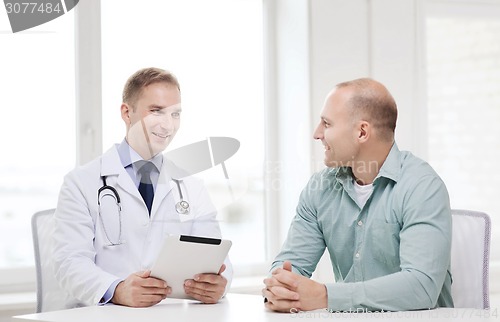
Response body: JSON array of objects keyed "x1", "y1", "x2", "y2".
[{"x1": 12, "y1": 293, "x2": 497, "y2": 322}]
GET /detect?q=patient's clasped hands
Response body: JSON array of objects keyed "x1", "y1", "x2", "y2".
[{"x1": 263, "y1": 261, "x2": 328, "y2": 313}]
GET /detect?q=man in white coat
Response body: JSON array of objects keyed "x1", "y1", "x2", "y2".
[{"x1": 53, "y1": 67, "x2": 232, "y2": 308}]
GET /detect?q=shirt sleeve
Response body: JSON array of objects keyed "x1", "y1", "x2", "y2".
[
  {"x1": 271, "y1": 174, "x2": 327, "y2": 276},
  {"x1": 327, "y1": 175, "x2": 452, "y2": 311},
  {"x1": 99, "y1": 279, "x2": 122, "y2": 305}
]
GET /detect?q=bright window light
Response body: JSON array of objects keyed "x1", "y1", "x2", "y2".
[{"x1": 0, "y1": 10, "x2": 75, "y2": 268}]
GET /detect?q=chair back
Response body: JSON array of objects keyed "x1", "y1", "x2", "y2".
[
  {"x1": 450, "y1": 209, "x2": 491, "y2": 309},
  {"x1": 31, "y1": 209, "x2": 69, "y2": 312}
]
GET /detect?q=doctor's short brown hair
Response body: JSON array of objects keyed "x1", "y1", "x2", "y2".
[{"x1": 122, "y1": 67, "x2": 180, "y2": 109}]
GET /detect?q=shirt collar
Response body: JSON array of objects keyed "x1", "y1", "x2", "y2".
[
  {"x1": 374, "y1": 142, "x2": 401, "y2": 183},
  {"x1": 117, "y1": 138, "x2": 163, "y2": 172},
  {"x1": 334, "y1": 142, "x2": 401, "y2": 185}
]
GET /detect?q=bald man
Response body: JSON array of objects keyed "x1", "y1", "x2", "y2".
[{"x1": 263, "y1": 78, "x2": 453, "y2": 312}]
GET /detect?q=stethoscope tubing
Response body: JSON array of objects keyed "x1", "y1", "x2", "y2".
[
  {"x1": 98, "y1": 176, "x2": 124, "y2": 246},
  {"x1": 97, "y1": 176, "x2": 191, "y2": 245}
]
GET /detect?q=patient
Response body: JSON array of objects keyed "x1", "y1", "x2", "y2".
[{"x1": 263, "y1": 78, "x2": 453, "y2": 312}]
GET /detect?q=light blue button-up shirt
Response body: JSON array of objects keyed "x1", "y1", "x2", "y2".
[
  {"x1": 271, "y1": 143, "x2": 453, "y2": 311},
  {"x1": 116, "y1": 138, "x2": 163, "y2": 189}
]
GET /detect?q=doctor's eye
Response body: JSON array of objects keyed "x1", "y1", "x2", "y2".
[
  {"x1": 151, "y1": 108, "x2": 163, "y2": 115},
  {"x1": 171, "y1": 112, "x2": 181, "y2": 119}
]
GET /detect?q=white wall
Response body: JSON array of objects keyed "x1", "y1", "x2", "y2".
[{"x1": 308, "y1": 0, "x2": 424, "y2": 167}]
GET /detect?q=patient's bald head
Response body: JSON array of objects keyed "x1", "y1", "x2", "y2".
[{"x1": 336, "y1": 78, "x2": 398, "y2": 142}]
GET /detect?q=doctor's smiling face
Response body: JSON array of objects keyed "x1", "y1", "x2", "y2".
[{"x1": 122, "y1": 82, "x2": 182, "y2": 160}]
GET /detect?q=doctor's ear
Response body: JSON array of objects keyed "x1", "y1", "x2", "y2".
[{"x1": 121, "y1": 103, "x2": 132, "y2": 125}]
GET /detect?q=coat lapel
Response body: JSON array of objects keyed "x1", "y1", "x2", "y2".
[
  {"x1": 100, "y1": 146, "x2": 143, "y2": 203},
  {"x1": 100, "y1": 146, "x2": 182, "y2": 218}
]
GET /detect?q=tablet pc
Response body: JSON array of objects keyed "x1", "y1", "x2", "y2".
[{"x1": 150, "y1": 235, "x2": 232, "y2": 299}]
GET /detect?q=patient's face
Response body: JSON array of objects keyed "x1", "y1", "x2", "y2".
[{"x1": 314, "y1": 87, "x2": 359, "y2": 168}]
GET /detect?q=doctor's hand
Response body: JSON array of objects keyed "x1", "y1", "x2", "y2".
[
  {"x1": 263, "y1": 261, "x2": 328, "y2": 313},
  {"x1": 184, "y1": 264, "x2": 227, "y2": 304},
  {"x1": 111, "y1": 270, "x2": 171, "y2": 307}
]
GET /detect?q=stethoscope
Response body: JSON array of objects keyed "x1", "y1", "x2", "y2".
[
  {"x1": 172, "y1": 179, "x2": 190, "y2": 215},
  {"x1": 97, "y1": 176, "x2": 190, "y2": 246}
]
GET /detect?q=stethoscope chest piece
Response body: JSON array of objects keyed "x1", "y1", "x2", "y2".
[
  {"x1": 176, "y1": 200, "x2": 190, "y2": 214},
  {"x1": 173, "y1": 179, "x2": 190, "y2": 214}
]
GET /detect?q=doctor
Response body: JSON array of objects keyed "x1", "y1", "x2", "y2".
[{"x1": 53, "y1": 67, "x2": 232, "y2": 308}]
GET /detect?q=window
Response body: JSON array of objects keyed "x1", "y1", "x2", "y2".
[
  {"x1": 0, "y1": 9, "x2": 75, "y2": 271},
  {"x1": 100, "y1": 0, "x2": 265, "y2": 270},
  {"x1": 425, "y1": 1, "x2": 500, "y2": 262}
]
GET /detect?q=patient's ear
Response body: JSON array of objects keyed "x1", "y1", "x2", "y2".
[{"x1": 358, "y1": 121, "x2": 370, "y2": 142}]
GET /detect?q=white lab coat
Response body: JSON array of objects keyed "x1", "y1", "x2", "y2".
[{"x1": 52, "y1": 145, "x2": 232, "y2": 308}]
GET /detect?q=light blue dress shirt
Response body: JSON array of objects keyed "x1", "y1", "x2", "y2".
[{"x1": 271, "y1": 143, "x2": 454, "y2": 311}]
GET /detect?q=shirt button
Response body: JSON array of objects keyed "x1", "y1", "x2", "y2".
[
  {"x1": 355, "y1": 252, "x2": 360, "y2": 258},
  {"x1": 357, "y1": 220, "x2": 363, "y2": 226}
]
